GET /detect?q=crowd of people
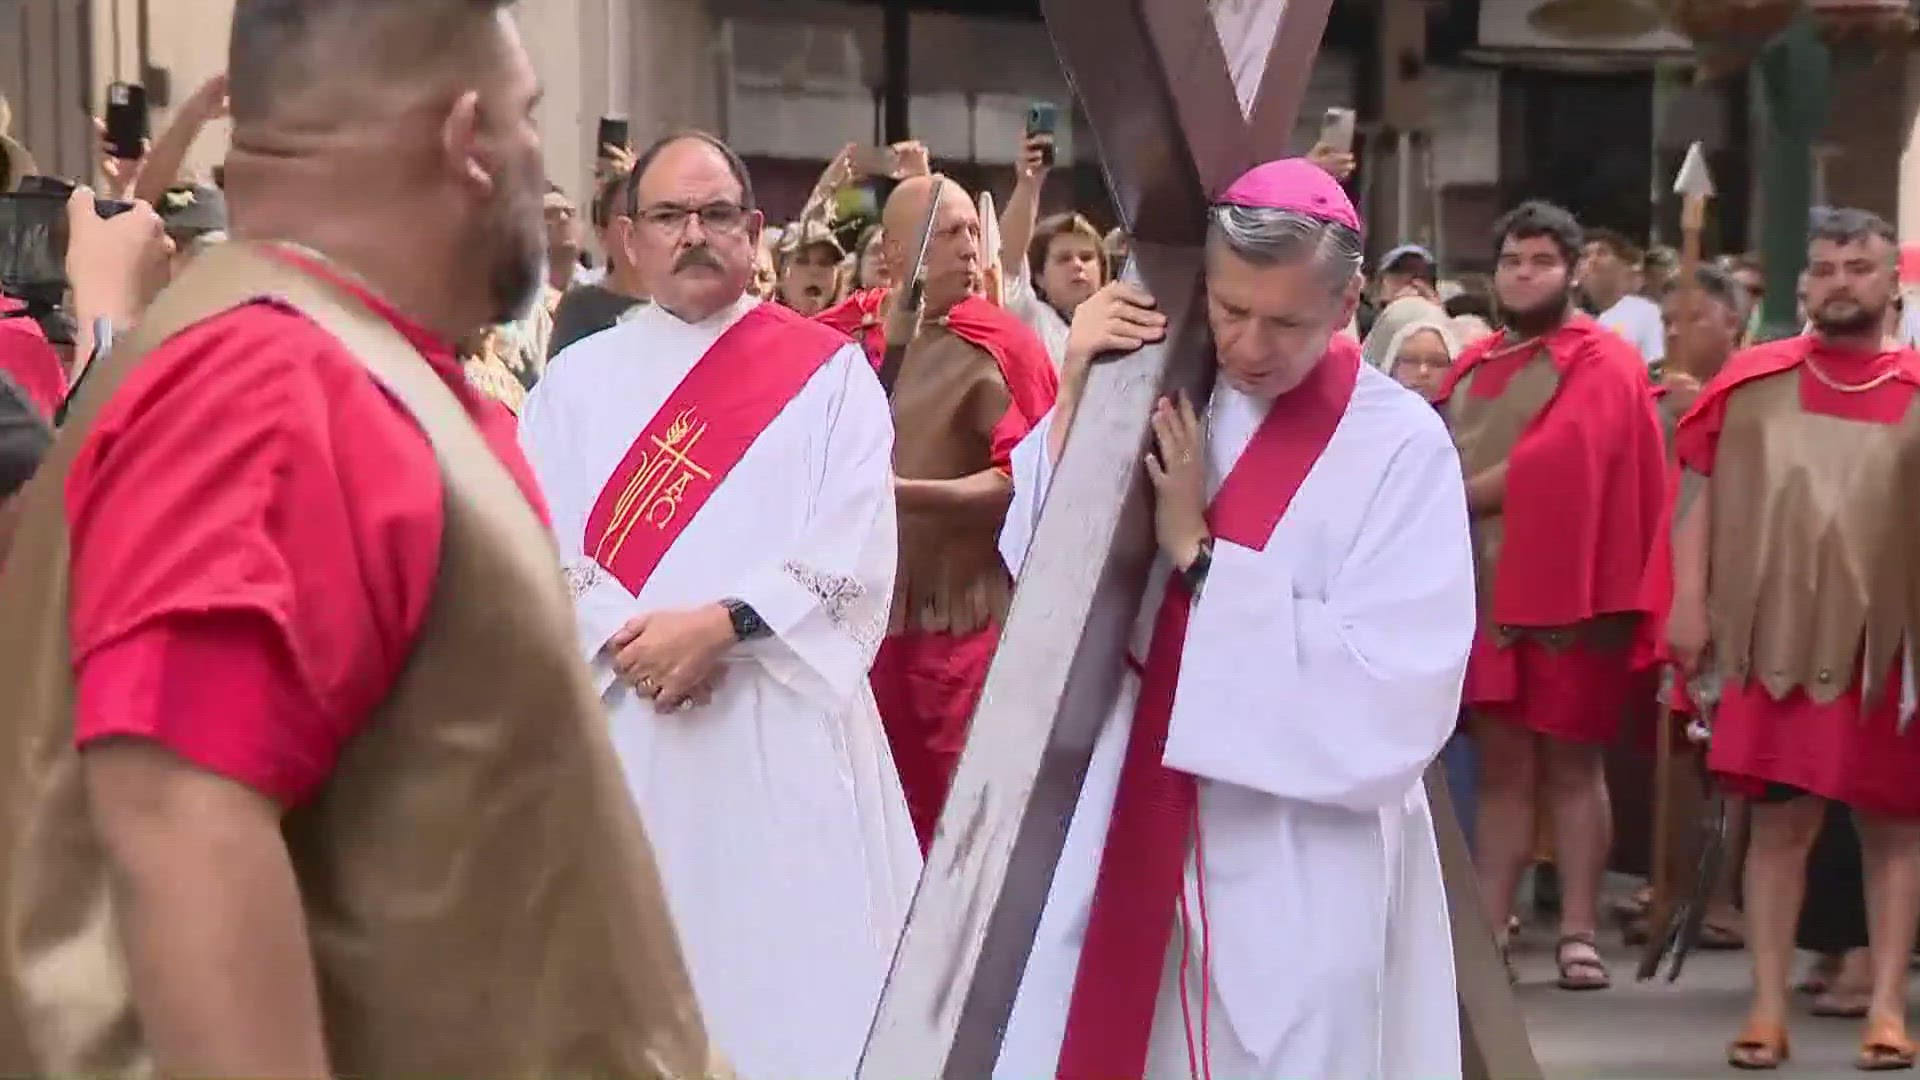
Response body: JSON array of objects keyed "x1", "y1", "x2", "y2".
[{"x1": 0, "y1": 1, "x2": 1918, "y2": 1077}]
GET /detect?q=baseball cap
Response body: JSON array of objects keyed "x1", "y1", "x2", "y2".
[
  {"x1": 784, "y1": 218, "x2": 845, "y2": 259},
  {"x1": 158, "y1": 183, "x2": 228, "y2": 236},
  {"x1": 1379, "y1": 243, "x2": 1436, "y2": 272}
]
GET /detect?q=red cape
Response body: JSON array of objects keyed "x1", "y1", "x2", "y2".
[
  {"x1": 817, "y1": 288, "x2": 1059, "y2": 428},
  {"x1": 1436, "y1": 313, "x2": 1668, "y2": 629}
]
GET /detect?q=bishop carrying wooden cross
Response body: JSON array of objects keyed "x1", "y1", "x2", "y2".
[{"x1": 858, "y1": 1, "x2": 1539, "y2": 1078}]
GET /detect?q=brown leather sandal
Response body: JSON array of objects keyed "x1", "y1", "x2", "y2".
[
  {"x1": 1857, "y1": 1017, "x2": 1917, "y2": 1071},
  {"x1": 1555, "y1": 931, "x2": 1610, "y2": 991},
  {"x1": 1727, "y1": 1022, "x2": 1790, "y2": 1070}
]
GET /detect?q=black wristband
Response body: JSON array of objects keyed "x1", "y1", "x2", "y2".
[
  {"x1": 1179, "y1": 537, "x2": 1214, "y2": 595},
  {"x1": 722, "y1": 597, "x2": 771, "y2": 642}
]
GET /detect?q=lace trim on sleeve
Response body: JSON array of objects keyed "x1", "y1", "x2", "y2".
[
  {"x1": 564, "y1": 561, "x2": 605, "y2": 600},
  {"x1": 783, "y1": 559, "x2": 885, "y2": 650}
]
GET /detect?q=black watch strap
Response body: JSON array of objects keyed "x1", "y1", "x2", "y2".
[
  {"x1": 1179, "y1": 537, "x2": 1214, "y2": 595},
  {"x1": 722, "y1": 597, "x2": 771, "y2": 641}
]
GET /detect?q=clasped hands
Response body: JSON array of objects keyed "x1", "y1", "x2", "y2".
[{"x1": 605, "y1": 605, "x2": 735, "y2": 714}]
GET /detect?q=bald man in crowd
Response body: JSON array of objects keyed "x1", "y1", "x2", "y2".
[
  {"x1": 819, "y1": 173, "x2": 1057, "y2": 848},
  {"x1": 0, "y1": 1, "x2": 721, "y2": 1076}
]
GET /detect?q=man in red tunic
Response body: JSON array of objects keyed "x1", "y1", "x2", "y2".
[
  {"x1": 0, "y1": 2, "x2": 719, "y2": 1075},
  {"x1": 1672, "y1": 207, "x2": 1920, "y2": 1071},
  {"x1": 1435, "y1": 201, "x2": 1667, "y2": 992},
  {"x1": 817, "y1": 174, "x2": 1056, "y2": 847}
]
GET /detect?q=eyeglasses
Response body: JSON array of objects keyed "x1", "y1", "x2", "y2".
[{"x1": 636, "y1": 201, "x2": 751, "y2": 236}]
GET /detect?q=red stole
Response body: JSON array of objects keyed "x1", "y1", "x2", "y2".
[
  {"x1": 1055, "y1": 338, "x2": 1362, "y2": 1080},
  {"x1": 584, "y1": 303, "x2": 846, "y2": 594}
]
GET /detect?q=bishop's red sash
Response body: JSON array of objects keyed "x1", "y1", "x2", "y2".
[
  {"x1": 1055, "y1": 337, "x2": 1362, "y2": 1080},
  {"x1": 585, "y1": 303, "x2": 847, "y2": 594}
]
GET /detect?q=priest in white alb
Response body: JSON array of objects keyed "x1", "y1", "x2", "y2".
[
  {"x1": 993, "y1": 158, "x2": 1474, "y2": 1079},
  {"x1": 519, "y1": 131, "x2": 921, "y2": 1078}
]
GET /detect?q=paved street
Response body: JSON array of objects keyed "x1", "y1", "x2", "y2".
[{"x1": 1525, "y1": 937, "x2": 1917, "y2": 1078}]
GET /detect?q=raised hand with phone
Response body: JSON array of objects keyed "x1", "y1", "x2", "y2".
[{"x1": 1308, "y1": 106, "x2": 1358, "y2": 183}]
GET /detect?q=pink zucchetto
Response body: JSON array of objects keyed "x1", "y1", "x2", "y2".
[{"x1": 1216, "y1": 158, "x2": 1364, "y2": 235}]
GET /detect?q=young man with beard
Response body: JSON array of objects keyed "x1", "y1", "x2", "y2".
[
  {"x1": 521, "y1": 130, "x2": 919, "y2": 1078},
  {"x1": 1671, "y1": 208, "x2": 1920, "y2": 1070},
  {"x1": 994, "y1": 156, "x2": 1470, "y2": 1080},
  {"x1": 0, "y1": 2, "x2": 723, "y2": 1076},
  {"x1": 999, "y1": 132, "x2": 1106, "y2": 371},
  {"x1": 1437, "y1": 201, "x2": 1668, "y2": 993},
  {"x1": 818, "y1": 173, "x2": 1057, "y2": 848}
]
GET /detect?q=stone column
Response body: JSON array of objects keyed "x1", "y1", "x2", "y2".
[{"x1": 625, "y1": 0, "x2": 720, "y2": 142}]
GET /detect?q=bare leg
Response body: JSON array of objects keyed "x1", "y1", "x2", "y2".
[
  {"x1": 1741, "y1": 798, "x2": 1825, "y2": 1033},
  {"x1": 1471, "y1": 714, "x2": 1539, "y2": 938},
  {"x1": 1540, "y1": 737, "x2": 1612, "y2": 988},
  {"x1": 1854, "y1": 810, "x2": 1920, "y2": 1047},
  {"x1": 1542, "y1": 737, "x2": 1611, "y2": 941},
  {"x1": 1710, "y1": 795, "x2": 1750, "y2": 934}
]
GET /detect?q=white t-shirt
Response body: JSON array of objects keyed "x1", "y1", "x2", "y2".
[
  {"x1": 1599, "y1": 293, "x2": 1666, "y2": 366},
  {"x1": 1003, "y1": 262, "x2": 1071, "y2": 374}
]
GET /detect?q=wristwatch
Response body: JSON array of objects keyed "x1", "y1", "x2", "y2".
[
  {"x1": 1178, "y1": 536, "x2": 1214, "y2": 595},
  {"x1": 721, "y1": 597, "x2": 771, "y2": 642}
]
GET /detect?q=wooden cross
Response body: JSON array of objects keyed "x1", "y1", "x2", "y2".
[{"x1": 857, "y1": 3, "x2": 1539, "y2": 1076}]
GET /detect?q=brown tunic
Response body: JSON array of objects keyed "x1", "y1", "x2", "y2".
[
  {"x1": 1708, "y1": 371, "x2": 1920, "y2": 709},
  {"x1": 888, "y1": 322, "x2": 1014, "y2": 635},
  {"x1": 0, "y1": 245, "x2": 724, "y2": 1077}
]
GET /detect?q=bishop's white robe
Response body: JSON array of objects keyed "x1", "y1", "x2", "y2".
[
  {"x1": 520, "y1": 296, "x2": 922, "y2": 1079},
  {"x1": 994, "y1": 363, "x2": 1472, "y2": 1080}
]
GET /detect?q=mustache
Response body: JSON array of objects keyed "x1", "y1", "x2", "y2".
[{"x1": 674, "y1": 246, "x2": 725, "y2": 273}]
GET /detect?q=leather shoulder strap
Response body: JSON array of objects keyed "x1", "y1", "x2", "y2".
[{"x1": 68, "y1": 242, "x2": 542, "y2": 541}]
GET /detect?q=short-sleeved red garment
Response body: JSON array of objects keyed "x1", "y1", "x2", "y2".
[
  {"x1": 0, "y1": 298, "x2": 69, "y2": 419},
  {"x1": 66, "y1": 250, "x2": 545, "y2": 807},
  {"x1": 1675, "y1": 336, "x2": 1920, "y2": 815}
]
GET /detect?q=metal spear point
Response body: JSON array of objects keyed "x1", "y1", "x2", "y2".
[{"x1": 1674, "y1": 141, "x2": 1717, "y2": 260}]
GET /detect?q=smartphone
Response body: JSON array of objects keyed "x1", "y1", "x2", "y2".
[
  {"x1": 1319, "y1": 106, "x2": 1356, "y2": 155},
  {"x1": 849, "y1": 145, "x2": 901, "y2": 179},
  {"x1": 596, "y1": 116, "x2": 630, "y2": 159},
  {"x1": 104, "y1": 82, "x2": 150, "y2": 161},
  {"x1": 1026, "y1": 101, "x2": 1059, "y2": 169}
]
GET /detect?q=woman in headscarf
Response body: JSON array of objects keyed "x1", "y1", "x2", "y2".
[
  {"x1": 1361, "y1": 294, "x2": 1450, "y2": 373},
  {"x1": 1377, "y1": 311, "x2": 1462, "y2": 402}
]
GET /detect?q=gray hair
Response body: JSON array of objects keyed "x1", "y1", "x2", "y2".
[{"x1": 1206, "y1": 204, "x2": 1364, "y2": 289}]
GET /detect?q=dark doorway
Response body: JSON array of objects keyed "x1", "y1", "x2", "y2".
[{"x1": 1500, "y1": 68, "x2": 1655, "y2": 239}]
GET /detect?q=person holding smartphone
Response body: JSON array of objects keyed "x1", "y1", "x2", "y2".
[{"x1": 995, "y1": 110, "x2": 1106, "y2": 374}]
